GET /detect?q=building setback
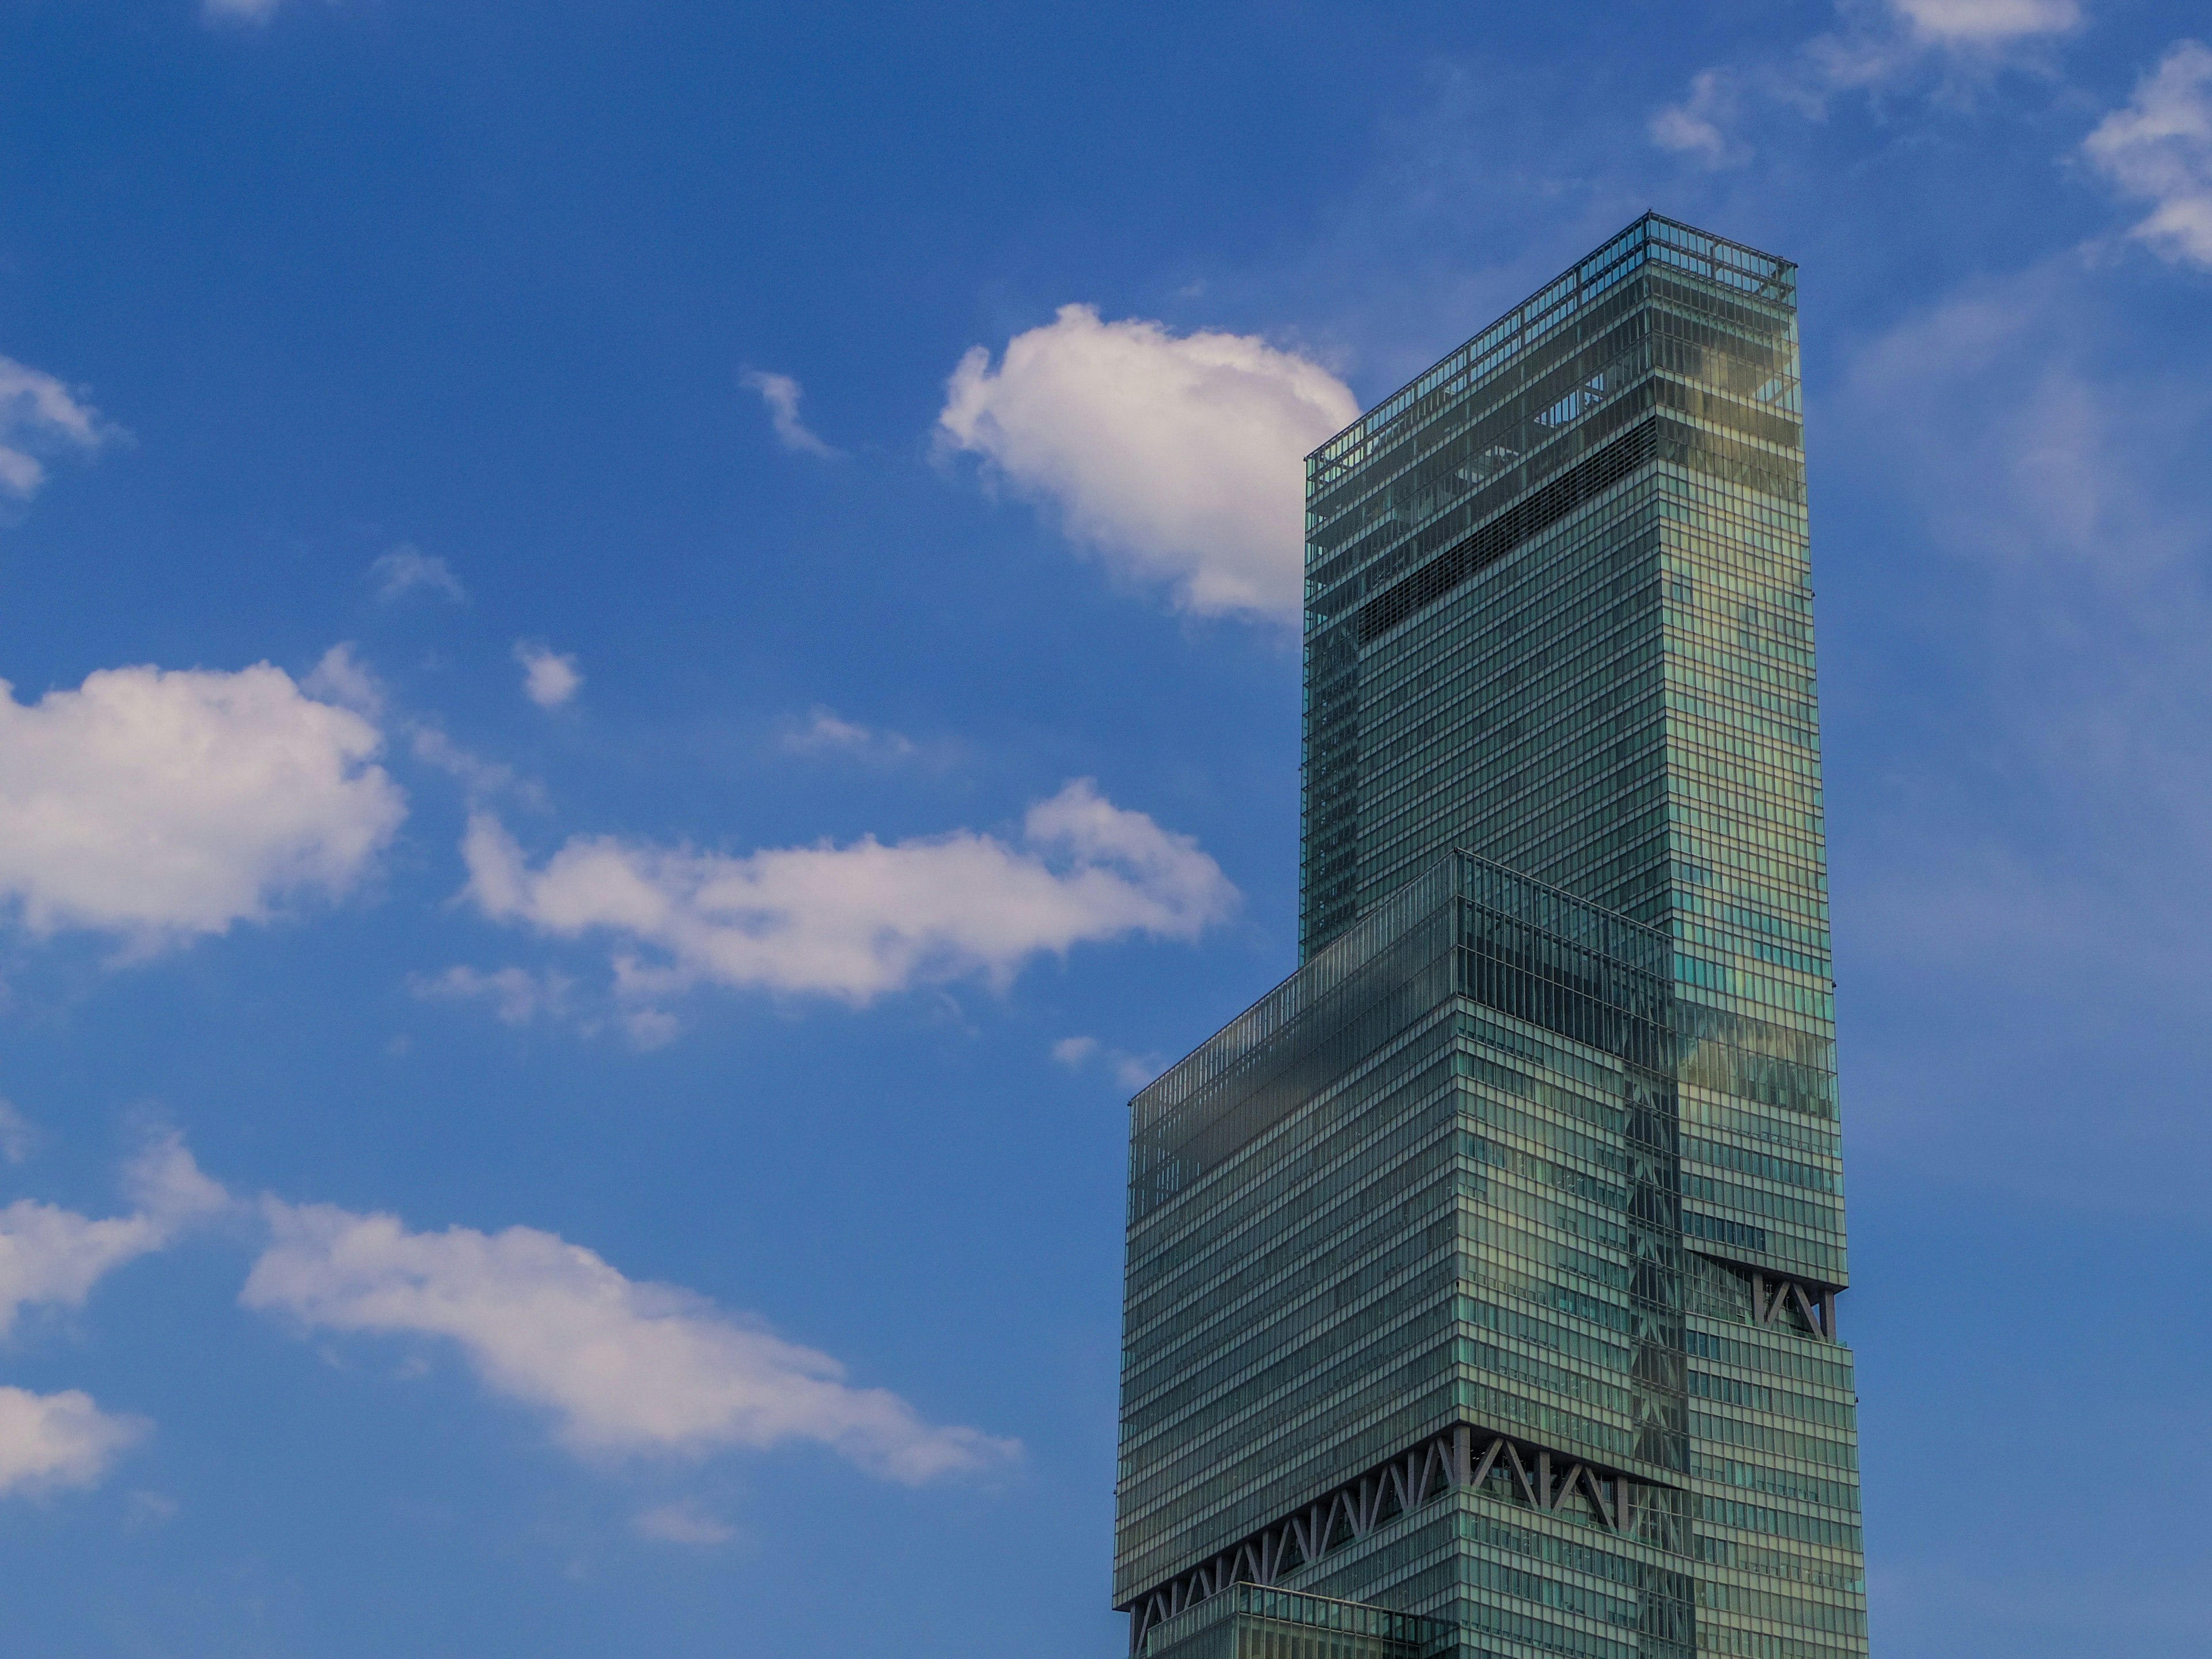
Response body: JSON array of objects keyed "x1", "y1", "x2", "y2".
[{"x1": 1115, "y1": 215, "x2": 1867, "y2": 1659}]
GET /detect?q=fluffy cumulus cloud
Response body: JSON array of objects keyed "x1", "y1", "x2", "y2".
[
  {"x1": 2084, "y1": 40, "x2": 2212, "y2": 270},
  {"x1": 242, "y1": 1202, "x2": 1019, "y2": 1482},
  {"x1": 0, "y1": 1131, "x2": 230, "y2": 1335},
  {"x1": 0, "y1": 1388, "x2": 145, "y2": 1498},
  {"x1": 938, "y1": 305, "x2": 1358, "y2": 623},
  {"x1": 460, "y1": 779, "x2": 1236, "y2": 1009},
  {"x1": 0, "y1": 662, "x2": 406, "y2": 941},
  {"x1": 514, "y1": 642, "x2": 584, "y2": 709},
  {"x1": 0, "y1": 354, "x2": 110, "y2": 501}
]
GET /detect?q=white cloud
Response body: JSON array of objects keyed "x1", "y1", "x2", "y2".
[
  {"x1": 301, "y1": 644, "x2": 384, "y2": 719},
  {"x1": 369, "y1": 545, "x2": 467, "y2": 605},
  {"x1": 0, "y1": 1131, "x2": 229, "y2": 1336},
  {"x1": 460, "y1": 779, "x2": 1237, "y2": 1011},
  {"x1": 0, "y1": 662, "x2": 406, "y2": 942},
  {"x1": 415, "y1": 964, "x2": 577, "y2": 1027},
  {"x1": 938, "y1": 305, "x2": 1358, "y2": 623},
  {"x1": 202, "y1": 0, "x2": 283, "y2": 23},
  {"x1": 408, "y1": 724, "x2": 540, "y2": 809},
  {"x1": 1051, "y1": 1035, "x2": 1159, "y2": 1090},
  {"x1": 242, "y1": 1200, "x2": 1020, "y2": 1482},
  {"x1": 0, "y1": 1388, "x2": 145, "y2": 1498},
  {"x1": 0, "y1": 1101, "x2": 32, "y2": 1166},
  {"x1": 1649, "y1": 70, "x2": 1749, "y2": 167},
  {"x1": 2084, "y1": 40, "x2": 2212, "y2": 270},
  {"x1": 514, "y1": 643, "x2": 584, "y2": 710},
  {"x1": 1888, "y1": 0, "x2": 2078, "y2": 43},
  {"x1": 1653, "y1": 0, "x2": 2085, "y2": 162},
  {"x1": 298, "y1": 645, "x2": 541, "y2": 808},
  {"x1": 0, "y1": 355, "x2": 111, "y2": 502},
  {"x1": 741, "y1": 370, "x2": 842, "y2": 459},
  {"x1": 781, "y1": 706, "x2": 915, "y2": 761},
  {"x1": 1049, "y1": 1035, "x2": 1099, "y2": 1067},
  {"x1": 632, "y1": 1499, "x2": 734, "y2": 1545},
  {"x1": 1830, "y1": 259, "x2": 2212, "y2": 1213}
]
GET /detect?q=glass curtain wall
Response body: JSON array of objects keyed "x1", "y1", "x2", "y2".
[
  {"x1": 1116, "y1": 215, "x2": 1866, "y2": 1659},
  {"x1": 1297, "y1": 214, "x2": 1863, "y2": 1657}
]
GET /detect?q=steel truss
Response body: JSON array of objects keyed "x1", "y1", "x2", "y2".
[
  {"x1": 1746, "y1": 1269, "x2": 1839, "y2": 1342},
  {"x1": 1123, "y1": 1423, "x2": 1664, "y2": 1651}
]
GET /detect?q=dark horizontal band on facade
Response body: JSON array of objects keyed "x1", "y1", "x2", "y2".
[
  {"x1": 1120, "y1": 1420, "x2": 1685, "y2": 1650},
  {"x1": 1356, "y1": 418, "x2": 1660, "y2": 643},
  {"x1": 1351, "y1": 410, "x2": 1807, "y2": 647}
]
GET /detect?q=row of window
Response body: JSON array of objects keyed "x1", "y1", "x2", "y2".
[
  {"x1": 1684, "y1": 1327, "x2": 1855, "y2": 1393},
  {"x1": 1690, "y1": 1409, "x2": 1858, "y2": 1474},
  {"x1": 1696, "y1": 1533, "x2": 1865, "y2": 1594},
  {"x1": 1680, "y1": 1171, "x2": 1842, "y2": 1237},
  {"x1": 1681, "y1": 1136, "x2": 1839, "y2": 1194},
  {"x1": 1677, "y1": 1091, "x2": 1840, "y2": 1159},
  {"x1": 1689, "y1": 1369, "x2": 1856, "y2": 1431},
  {"x1": 1695, "y1": 1453, "x2": 1859, "y2": 1514}
]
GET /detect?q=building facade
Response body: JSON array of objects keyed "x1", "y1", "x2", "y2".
[{"x1": 1115, "y1": 216, "x2": 1866, "y2": 1659}]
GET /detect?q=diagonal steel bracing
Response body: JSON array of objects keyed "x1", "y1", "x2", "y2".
[{"x1": 1122, "y1": 1422, "x2": 1669, "y2": 1652}]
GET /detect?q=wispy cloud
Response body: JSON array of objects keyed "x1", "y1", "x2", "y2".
[
  {"x1": 369, "y1": 545, "x2": 467, "y2": 606},
  {"x1": 243, "y1": 1199, "x2": 1020, "y2": 1481},
  {"x1": 779, "y1": 706, "x2": 915, "y2": 763},
  {"x1": 0, "y1": 354, "x2": 113, "y2": 502},
  {"x1": 0, "y1": 662, "x2": 406, "y2": 945},
  {"x1": 1831, "y1": 257, "x2": 2212, "y2": 1209},
  {"x1": 301, "y1": 643, "x2": 384, "y2": 720},
  {"x1": 741, "y1": 369, "x2": 842, "y2": 459},
  {"x1": 408, "y1": 725, "x2": 540, "y2": 810},
  {"x1": 1648, "y1": 70, "x2": 1748, "y2": 167},
  {"x1": 2084, "y1": 40, "x2": 2212, "y2": 270},
  {"x1": 1650, "y1": 0, "x2": 2084, "y2": 166},
  {"x1": 412, "y1": 964, "x2": 578, "y2": 1028},
  {"x1": 938, "y1": 305, "x2": 1357, "y2": 624},
  {"x1": 0, "y1": 1130, "x2": 230, "y2": 1335},
  {"x1": 1051, "y1": 1035, "x2": 1161, "y2": 1092},
  {"x1": 0, "y1": 1101, "x2": 33, "y2": 1166},
  {"x1": 632, "y1": 1500, "x2": 735, "y2": 1545},
  {"x1": 201, "y1": 0, "x2": 286, "y2": 25},
  {"x1": 459, "y1": 781, "x2": 1237, "y2": 1025},
  {"x1": 304, "y1": 645, "x2": 543, "y2": 810}
]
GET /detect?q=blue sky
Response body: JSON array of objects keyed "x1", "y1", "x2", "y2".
[{"x1": 1, "y1": 1, "x2": 2208, "y2": 1653}]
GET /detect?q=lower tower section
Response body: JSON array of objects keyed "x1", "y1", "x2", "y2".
[{"x1": 1115, "y1": 855, "x2": 1864, "y2": 1658}]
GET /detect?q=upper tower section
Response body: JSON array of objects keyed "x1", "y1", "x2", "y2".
[{"x1": 1298, "y1": 214, "x2": 1803, "y2": 959}]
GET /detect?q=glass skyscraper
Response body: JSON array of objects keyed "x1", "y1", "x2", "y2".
[{"x1": 1115, "y1": 216, "x2": 1866, "y2": 1659}]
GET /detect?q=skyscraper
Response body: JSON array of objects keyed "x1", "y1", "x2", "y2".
[{"x1": 1115, "y1": 216, "x2": 1866, "y2": 1659}]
